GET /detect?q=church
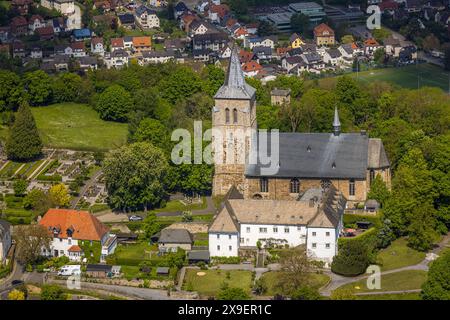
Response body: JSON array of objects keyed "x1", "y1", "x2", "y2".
[
  {"x1": 208, "y1": 48, "x2": 391, "y2": 262},
  {"x1": 211, "y1": 48, "x2": 391, "y2": 207}
]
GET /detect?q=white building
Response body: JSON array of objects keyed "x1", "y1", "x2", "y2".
[
  {"x1": 0, "y1": 220, "x2": 12, "y2": 265},
  {"x1": 209, "y1": 187, "x2": 345, "y2": 263},
  {"x1": 41, "y1": 0, "x2": 75, "y2": 15},
  {"x1": 134, "y1": 5, "x2": 160, "y2": 29},
  {"x1": 104, "y1": 49, "x2": 129, "y2": 69},
  {"x1": 39, "y1": 209, "x2": 117, "y2": 262}
]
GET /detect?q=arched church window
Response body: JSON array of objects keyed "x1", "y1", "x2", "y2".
[
  {"x1": 290, "y1": 178, "x2": 300, "y2": 193},
  {"x1": 225, "y1": 108, "x2": 230, "y2": 123},
  {"x1": 233, "y1": 108, "x2": 238, "y2": 124}
]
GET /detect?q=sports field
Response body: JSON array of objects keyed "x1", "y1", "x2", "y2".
[
  {"x1": 31, "y1": 103, "x2": 128, "y2": 151},
  {"x1": 315, "y1": 63, "x2": 450, "y2": 92}
]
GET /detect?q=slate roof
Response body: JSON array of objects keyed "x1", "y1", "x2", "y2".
[
  {"x1": 135, "y1": 5, "x2": 156, "y2": 16},
  {"x1": 214, "y1": 47, "x2": 256, "y2": 100},
  {"x1": 327, "y1": 48, "x2": 341, "y2": 59},
  {"x1": 367, "y1": 138, "x2": 390, "y2": 168},
  {"x1": 86, "y1": 264, "x2": 112, "y2": 272},
  {"x1": 188, "y1": 250, "x2": 210, "y2": 261},
  {"x1": 245, "y1": 132, "x2": 371, "y2": 179},
  {"x1": 158, "y1": 228, "x2": 193, "y2": 244},
  {"x1": 118, "y1": 13, "x2": 135, "y2": 24}
]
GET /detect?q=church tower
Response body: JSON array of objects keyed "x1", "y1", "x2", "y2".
[{"x1": 212, "y1": 47, "x2": 257, "y2": 196}]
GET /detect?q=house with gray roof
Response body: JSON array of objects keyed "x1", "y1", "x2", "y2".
[{"x1": 158, "y1": 228, "x2": 193, "y2": 253}]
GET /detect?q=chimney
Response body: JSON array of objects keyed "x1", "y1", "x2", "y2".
[{"x1": 333, "y1": 107, "x2": 341, "y2": 136}]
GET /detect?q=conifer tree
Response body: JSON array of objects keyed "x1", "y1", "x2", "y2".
[{"x1": 6, "y1": 101, "x2": 43, "y2": 161}]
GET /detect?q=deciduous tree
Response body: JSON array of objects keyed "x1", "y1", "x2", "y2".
[{"x1": 14, "y1": 224, "x2": 52, "y2": 264}]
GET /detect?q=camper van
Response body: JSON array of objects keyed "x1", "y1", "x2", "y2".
[{"x1": 57, "y1": 265, "x2": 81, "y2": 276}]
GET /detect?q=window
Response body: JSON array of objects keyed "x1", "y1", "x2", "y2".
[
  {"x1": 273, "y1": 227, "x2": 278, "y2": 233},
  {"x1": 312, "y1": 243, "x2": 317, "y2": 248},
  {"x1": 240, "y1": 238, "x2": 244, "y2": 243},
  {"x1": 312, "y1": 232, "x2": 316, "y2": 236},
  {"x1": 326, "y1": 232, "x2": 330, "y2": 236},
  {"x1": 297, "y1": 226, "x2": 301, "y2": 231},
  {"x1": 229, "y1": 246, "x2": 232, "y2": 251},
  {"x1": 349, "y1": 179, "x2": 355, "y2": 196},
  {"x1": 259, "y1": 227, "x2": 267, "y2": 233},
  {"x1": 233, "y1": 108, "x2": 238, "y2": 124},
  {"x1": 68, "y1": 239, "x2": 72, "y2": 245},
  {"x1": 60, "y1": 250, "x2": 64, "y2": 255},
  {"x1": 217, "y1": 234, "x2": 220, "y2": 239},
  {"x1": 326, "y1": 243, "x2": 331, "y2": 249},
  {"x1": 370, "y1": 169, "x2": 375, "y2": 185},
  {"x1": 284, "y1": 227, "x2": 289, "y2": 233},
  {"x1": 225, "y1": 108, "x2": 230, "y2": 123},
  {"x1": 228, "y1": 234, "x2": 232, "y2": 240},
  {"x1": 217, "y1": 245, "x2": 220, "y2": 251},
  {"x1": 260, "y1": 178, "x2": 269, "y2": 193},
  {"x1": 246, "y1": 227, "x2": 251, "y2": 233},
  {"x1": 59, "y1": 238, "x2": 62, "y2": 242},
  {"x1": 290, "y1": 178, "x2": 300, "y2": 193}
]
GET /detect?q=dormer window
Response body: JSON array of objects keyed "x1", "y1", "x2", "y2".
[
  {"x1": 332, "y1": 162, "x2": 336, "y2": 169},
  {"x1": 307, "y1": 145, "x2": 311, "y2": 152}
]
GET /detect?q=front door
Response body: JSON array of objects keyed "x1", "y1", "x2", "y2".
[{"x1": 54, "y1": 250, "x2": 59, "y2": 257}]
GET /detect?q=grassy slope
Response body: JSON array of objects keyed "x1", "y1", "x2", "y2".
[
  {"x1": 337, "y1": 270, "x2": 427, "y2": 293},
  {"x1": 30, "y1": 103, "x2": 128, "y2": 151},
  {"x1": 377, "y1": 238, "x2": 426, "y2": 271},
  {"x1": 183, "y1": 269, "x2": 253, "y2": 297}
]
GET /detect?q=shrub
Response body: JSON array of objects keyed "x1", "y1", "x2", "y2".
[
  {"x1": 331, "y1": 240, "x2": 371, "y2": 276},
  {"x1": 217, "y1": 287, "x2": 250, "y2": 300},
  {"x1": 290, "y1": 286, "x2": 322, "y2": 300}
]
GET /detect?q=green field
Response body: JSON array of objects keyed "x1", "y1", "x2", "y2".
[
  {"x1": 31, "y1": 103, "x2": 128, "y2": 151},
  {"x1": 259, "y1": 271, "x2": 330, "y2": 296},
  {"x1": 315, "y1": 63, "x2": 450, "y2": 92},
  {"x1": 377, "y1": 238, "x2": 426, "y2": 271},
  {"x1": 183, "y1": 269, "x2": 253, "y2": 297},
  {"x1": 336, "y1": 270, "x2": 427, "y2": 293}
]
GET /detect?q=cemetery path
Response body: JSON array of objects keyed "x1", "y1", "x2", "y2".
[{"x1": 71, "y1": 169, "x2": 103, "y2": 209}]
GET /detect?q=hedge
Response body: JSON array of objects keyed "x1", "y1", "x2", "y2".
[
  {"x1": 338, "y1": 227, "x2": 379, "y2": 259},
  {"x1": 343, "y1": 214, "x2": 382, "y2": 228},
  {"x1": 36, "y1": 174, "x2": 63, "y2": 182}
]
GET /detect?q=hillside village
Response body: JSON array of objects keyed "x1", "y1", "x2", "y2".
[{"x1": 0, "y1": 0, "x2": 449, "y2": 303}]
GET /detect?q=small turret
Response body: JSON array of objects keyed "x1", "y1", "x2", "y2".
[{"x1": 333, "y1": 107, "x2": 341, "y2": 136}]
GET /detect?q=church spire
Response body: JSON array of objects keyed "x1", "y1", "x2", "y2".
[
  {"x1": 333, "y1": 107, "x2": 341, "y2": 136},
  {"x1": 214, "y1": 45, "x2": 256, "y2": 100}
]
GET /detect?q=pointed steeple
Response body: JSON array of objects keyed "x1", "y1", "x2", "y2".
[
  {"x1": 214, "y1": 45, "x2": 256, "y2": 100},
  {"x1": 333, "y1": 107, "x2": 341, "y2": 136}
]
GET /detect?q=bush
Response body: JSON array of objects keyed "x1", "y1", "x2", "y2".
[
  {"x1": 41, "y1": 285, "x2": 67, "y2": 300},
  {"x1": 290, "y1": 286, "x2": 322, "y2": 300},
  {"x1": 217, "y1": 287, "x2": 250, "y2": 300},
  {"x1": 331, "y1": 240, "x2": 371, "y2": 276},
  {"x1": 211, "y1": 256, "x2": 241, "y2": 264}
]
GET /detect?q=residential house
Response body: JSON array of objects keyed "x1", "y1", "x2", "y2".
[
  {"x1": 219, "y1": 45, "x2": 232, "y2": 59},
  {"x1": 105, "y1": 49, "x2": 129, "y2": 68},
  {"x1": 174, "y1": 1, "x2": 189, "y2": 19},
  {"x1": 73, "y1": 28, "x2": 91, "y2": 41},
  {"x1": 233, "y1": 26, "x2": 248, "y2": 40},
  {"x1": 300, "y1": 52, "x2": 325, "y2": 74},
  {"x1": 139, "y1": 50, "x2": 176, "y2": 65},
  {"x1": 123, "y1": 36, "x2": 133, "y2": 50},
  {"x1": 164, "y1": 38, "x2": 186, "y2": 52},
  {"x1": 208, "y1": 4, "x2": 229, "y2": 24},
  {"x1": 39, "y1": 209, "x2": 117, "y2": 262},
  {"x1": 239, "y1": 49, "x2": 255, "y2": 64},
  {"x1": 12, "y1": 41, "x2": 26, "y2": 58},
  {"x1": 244, "y1": 36, "x2": 277, "y2": 49},
  {"x1": 132, "y1": 36, "x2": 152, "y2": 53},
  {"x1": 40, "y1": 0, "x2": 75, "y2": 15},
  {"x1": 192, "y1": 33, "x2": 228, "y2": 52},
  {"x1": 70, "y1": 41, "x2": 86, "y2": 57},
  {"x1": 193, "y1": 48, "x2": 212, "y2": 61},
  {"x1": 30, "y1": 46, "x2": 43, "y2": 59},
  {"x1": 0, "y1": 220, "x2": 12, "y2": 265},
  {"x1": 189, "y1": 20, "x2": 212, "y2": 36},
  {"x1": 282, "y1": 55, "x2": 304, "y2": 72},
  {"x1": 36, "y1": 26, "x2": 55, "y2": 40},
  {"x1": 271, "y1": 88, "x2": 291, "y2": 106},
  {"x1": 179, "y1": 13, "x2": 198, "y2": 32},
  {"x1": 208, "y1": 186, "x2": 345, "y2": 264},
  {"x1": 91, "y1": 37, "x2": 104, "y2": 56},
  {"x1": 54, "y1": 54, "x2": 70, "y2": 72},
  {"x1": 118, "y1": 13, "x2": 135, "y2": 29},
  {"x1": 110, "y1": 37, "x2": 125, "y2": 52},
  {"x1": 11, "y1": 16, "x2": 28, "y2": 36},
  {"x1": 242, "y1": 60, "x2": 263, "y2": 77},
  {"x1": 86, "y1": 264, "x2": 113, "y2": 278},
  {"x1": 51, "y1": 17, "x2": 66, "y2": 34},
  {"x1": 11, "y1": 0, "x2": 33, "y2": 15},
  {"x1": 290, "y1": 33, "x2": 305, "y2": 49},
  {"x1": 364, "y1": 38, "x2": 382, "y2": 56},
  {"x1": 323, "y1": 48, "x2": 342, "y2": 66},
  {"x1": 158, "y1": 228, "x2": 193, "y2": 253},
  {"x1": 252, "y1": 46, "x2": 273, "y2": 61},
  {"x1": 338, "y1": 43, "x2": 354, "y2": 59},
  {"x1": 313, "y1": 23, "x2": 335, "y2": 46},
  {"x1": 134, "y1": 5, "x2": 160, "y2": 29},
  {"x1": 78, "y1": 56, "x2": 98, "y2": 71},
  {"x1": 29, "y1": 15, "x2": 45, "y2": 32}
]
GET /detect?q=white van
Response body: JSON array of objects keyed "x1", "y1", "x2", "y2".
[{"x1": 57, "y1": 265, "x2": 81, "y2": 276}]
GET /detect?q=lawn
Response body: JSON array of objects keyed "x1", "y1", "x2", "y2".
[
  {"x1": 30, "y1": 103, "x2": 128, "y2": 151},
  {"x1": 356, "y1": 292, "x2": 421, "y2": 300},
  {"x1": 183, "y1": 269, "x2": 253, "y2": 297},
  {"x1": 259, "y1": 271, "x2": 330, "y2": 296},
  {"x1": 114, "y1": 242, "x2": 159, "y2": 264},
  {"x1": 313, "y1": 63, "x2": 450, "y2": 92},
  {"x1": 152, "y1": 197, "x2": 207, "y2": 213},
  {"x1": 377, "y1": 238, "x2": 426, "y2": 271},
  {"x1": 336, "y1": 270, "x2": 427, "y2": 293}
]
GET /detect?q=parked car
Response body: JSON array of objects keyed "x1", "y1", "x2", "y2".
[{"x1": 129, "y1": 215, "x2": 143, "y2": 221}]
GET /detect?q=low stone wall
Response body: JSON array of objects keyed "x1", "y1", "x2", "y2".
[{"x1": 166, "y1": 223, "x2": 209, "y2": 234}]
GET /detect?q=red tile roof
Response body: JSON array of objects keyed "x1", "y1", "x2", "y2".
[
  {"x1": 111, "y1": 37, "x2": 124, "y2": 47},
  {"x1": 210, "y1": 4, "x2": 230, "y2": 18},
  {"x1": 242, "y1": 60, "x2": 262, "y2": 72},
  {"x1": 36, "y1": 26, "x2": 54, "y2": 36},
  {"x1": 71, "y1": 41, "x2": 85, "y2": 50},
  {"x1": 239, "y1": 49, "x2": 254, "y2": 63},
  {"x1": 39, "y1": 209, "x2": 109, "y2": 241},
  {"x1": 11, "y1": 16, "x2": 28, "y2": 27},
  {"x1": 30, "y1": 15, "x2": 44, "y2": 22},
  {"x1": 68, "y1": 245, "x2": 82, "y2": 252},
  {"x1": 364, "y1": 38, "x2": 380, "y2": 46},
  {"x1": 91, "y1": 37, "x2": 103, "y2": 45},
  {"x1": 314, "y1": 23, "x2": 334, "y2": 37}
]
